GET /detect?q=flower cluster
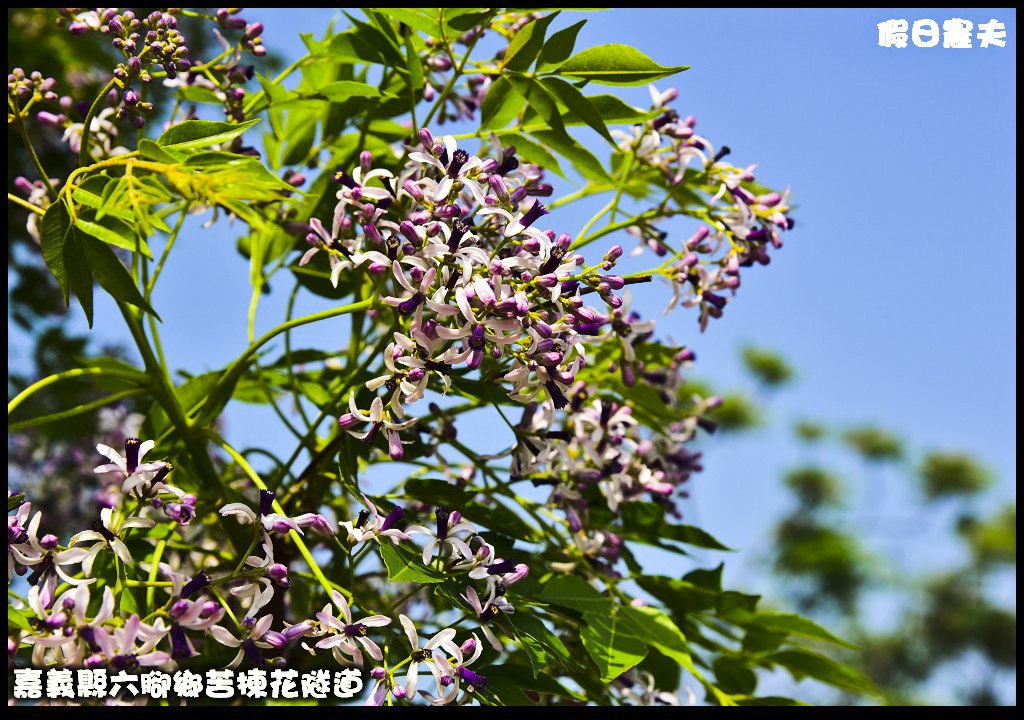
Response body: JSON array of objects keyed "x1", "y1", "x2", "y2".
[
  {"x1": 615, "y1": 85, "x2": 795, "y2": 329},
  {"x1": 305, "y1": 132, "x2": 654, "y2": 465}
]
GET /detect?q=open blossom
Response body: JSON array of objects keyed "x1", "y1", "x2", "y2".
[
  {"x1": 397, "y1": 615, "x2": 459, "y2": 698},
  {"x1": 209, "y1": 613, "x2": 278, "y2": 669},
  {"x1": 10, "y1": 508, "x2": 93, "y2": 611},
  {"x1": 339, "y1": 493, "x2": 416, "y2": 545},
  {"x1": 220, "y1": 489, "x2": 331, "y2": 536},
  {"x1": 314, "y1": 589, "x2": 392, "y2": 667},
  {"x1": 68, "y1": 506, "x2": 154, "y2": 576}
]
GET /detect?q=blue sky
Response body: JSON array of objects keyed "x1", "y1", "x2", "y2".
[{"x1": 8, "y1": 7, "x2": 1016, "y2": 703}]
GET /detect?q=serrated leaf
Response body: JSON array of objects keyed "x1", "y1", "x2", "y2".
[
  {"x1": 75, "y1": 218, "x2": 153, "y2": 259},
  {"x1": 495, "y1": 131, "x2": 564, "y2": 180},
  {"x1": 538, "y1": 575, "x2": 610, "y2": 614},
  {"x1": 539, "y1": 76, "x2": 616, "y2": 144},
  {"x1": 79, "y1": 234, "x2": 160, "y2": 320},
  {"x1": 378, "y1": 541, "x2": 446, "y2": 583},
  {"x1": 387, "y1": 8, "x2": 442, "y2": 39},
  {"x1": 40, "y1": 202, "x2": 71, "y2": 303},
  {"x1": 536, "y1": 19, "x2": 587, "y2": 72},
  {"x1": 157, "y1": 118, "x2": 261, "y2": 150},
  {"x1": 315, "y1": 80, "x2": 389, "y2": 101},
  {"x1": 177, "y1": 85, "x2": 223, "y2": 104},
  {"x1": 530, "y1": 127, "x2": 613, "y2": 184},
  {"x1": 766, "y1": 649, "x2": 879, "y2": 697},
  {"x1": 403, "y1": 25, "x2": 424, "y2": 94},
  {"x1": 506, "y1": 613, "x2": 573, "y2": 676},
  {"x1": 502, "y1": 11, "x2": 559, "y2": 72},
  {"x1": 581, "y1": 607, "x2": 648, "y2": 682},
  {"x1": 558, "y1": 44, "x2": 689, "y2": 85},
  {"x1": 445, "y1": 9, "x2": 490, "y2": 33},
  {"x1": 62, "y1": 227, "x2": 93, "y2": 327},
  {"x1": 479, "y1": 76, "x2": 525, "y2": 132},
  {"x1": 751, "y1": 613, "x2": 856, "y2": 650}
]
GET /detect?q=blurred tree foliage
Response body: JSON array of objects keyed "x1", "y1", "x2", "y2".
[{"x1": 723, "y1": 346, "x2": 1015, "y2": 705}]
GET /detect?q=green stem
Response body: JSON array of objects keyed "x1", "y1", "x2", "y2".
[
  {"x1": 8, "y1": 387, "x2": 149, "y2": 431},
  {"x1": 195, "y1": 296, "x2": 377, "y2": 426},
  {"x1": 146, "y1": 538, "x2": 167, "y2": 610},
  {"x1": 117, "y1": 301, "x2": 224, "y2": 496},
  {"x1": 242, "y1": 54, "x2": 312, "y2": 116},
  {"x1": 421, "y1": 11, "x2": 490, "y2": 128},
  {"x1": 8, "y1": 367, "x2": 143, "y2": 415},
  {"x1": 145, "y1": 205, "x2": 187, "y2": 301},
  {"x1": 213, "y1": 432, "x2": 338, "y2": 600},
  {"x1": 284, "y1": 283, "x2": 313, "y2": 431},
  {"x1": 78, "y1": 78, "x2": 119, "y2": 167},
  {"x1": 8, "y1": 192, "x2": 45, "y2": 215},
  {"x1": 9, "y1": 97, "x2": 58, "y2": 199}
]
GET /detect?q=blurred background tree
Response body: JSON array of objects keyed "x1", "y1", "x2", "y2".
[
  {"x1": 7, "y1": 10, "x2": 1014, "y2": 706},
  {"x1": 720, "y1": 345, "x2": 1016, "y2": 705}
]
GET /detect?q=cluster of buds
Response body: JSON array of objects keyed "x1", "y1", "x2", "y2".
[
  {"x1": 613, "y1": 85, "x2": 795, "y2": 330},
  {"x1": 216, "y1": 9, "x2": 266, "y2": 57},
  {"x1": 56, "y1": 8, "x2": 119, "y2": 36},
  {"x1": 419, "y1": 11, "x2": 540, "y2": 124},
  {"x1": 7, "y1": 68, "x2": 58, "y2": 106}
]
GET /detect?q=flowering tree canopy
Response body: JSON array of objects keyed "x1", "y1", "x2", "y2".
[{"x1": 8, "y1": 8, "x2": 877, "y2": 706}]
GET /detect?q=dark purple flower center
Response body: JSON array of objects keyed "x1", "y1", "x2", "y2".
[
  {"x1": 435, "y1": 508, "x2": 451, "y2": 540},
  {"x1": 398, "y1": 292, "x2": 425, "y2": 316},
  {"x1": 344, "y1": 623, "x2": 368, "y2": 637},
  {"x1": 124, "y1": 437, "x2": 141, "y2": 474},
  {"x1": 111, "y1": 653, "x2": 139, "y2": 670},
  {"x1": 181, "y1": 570, "x2": 210, "y2": 599},
  {"x1": 468, "y1": 325, "x2": 486, "y2": 351},
  {"x1": 380, "y1": 506, "x2": 405, "y2": 532},
  {"x1": 457, "y1": 666, "x2": 488, "y2": 690},
  {"x1": 333, "y1": 170, "x2": 357, "y2": 189},
  {"x1": 447, "y1": 149, "x2": 469, "y2": 178},
  {"x1": 258, "y1": 489, "x2": 276, "y2": 517}
]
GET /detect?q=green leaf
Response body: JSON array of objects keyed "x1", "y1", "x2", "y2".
[
  {"x1": 403, "y1": 25, "x2": 424, "y2": 94},
  {"x1": 378, "y1": 541, "x2": 446, "y2": 583},
  {"x1": 387, "y1": 8, "x2": 442, "y2": 39},
  {"x1": 486, "y1": 664, "x2": 584, "y2": 701},
  {"x1": 62, "y1": 227, "x2": 94, "y2": 327},
  {"x1": 766, "y1": 649, "x2": 879, "y2": 697},
  {"x1": 502, "y1": 11, "x2": 559, "y2": 72},
  {"x1": 8, "y1": 493, "x2": 26, "y2": 513},
  {"x1": 713, "y1": 656, "x2": 757, "y2": 696},
  {"x1": 479, "y1": 76, "x2": 525, "y2": 132},
  {"x1": 315, "y1": 80, "x2": 389, "y2": 101},
  {"x1": 539, "y1": 575, "x2": 610, "y2": 614},
  {"x1": 522, "y1": 94, "x2": 657, "y2": 132},
  {"x1": 8, "y1": 605, "x2": 33, "y2": 633},
  {"x1": 751, "y1": 613, "x2": 856, "y2": 650},
  {"x1": 530, "y1": 127, "x2": 613, "y2": 184},
  {"x1": 280, "y1": 110, "x2": 318, "y2": 167},
  {"x1": 75, "y1": 217, "x2": 153, "y2": 259},
  {"x1": 79, "y1": 234, "x2": 160, "y2": 320},
  {"x1": 157, "y1": 118, "x2": 261, "y2": 150},
  {"x1": 557, "y1": 44, "x2": 689, "y2": 85},
  {"x1": 40, "y1": 202, "x2": 71, "y2": 303},
  {"x1": 445, "y1": 9, "x2": 491, "y2": 33},
  {"x1": 536, "y1": 19, "x2": 587, "y2": 72},
  {"x1": 505, "y1": 613, "x2": 573, "y2": 676},
  {"x1": 539, "y1": 76, "x2": 616, "y2": 145},
  {"x1": 581, "y1": 607, "x2": 648, "y2": 682},
  {"x1": 404, "y1": 478, "x2": 475, "y2": 507},
  {"x1": 343, "y1": 12, "x2": 405, "y2": 66}
]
